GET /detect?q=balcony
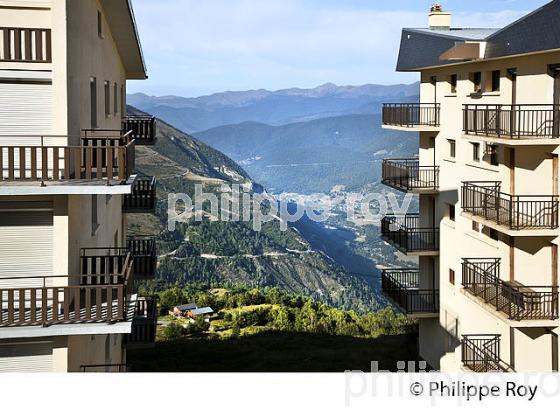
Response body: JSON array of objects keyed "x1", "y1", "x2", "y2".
[
  {"x1": 0, "y1": 27, "x2": 52, "y2": 63},
  {"x1": 123, "y1": 115, "x2": 157, "y2": 145},
  {"x1": 381, "y1": 269, "x2": 439, "y2": 318},
  {"x1": 382, "y1": 159, "x2": 439, "y2": 193},
  {"x1": 461, "y1": 335, "x2": 514, "y2": 372},
  {"x1": 127, "y1": 236, "x2": 157, "y2": 279},
  {"x1": 126, "y1": 297, "x2": 158, "y2": 347},
  {"x1": 461, "y1": 182, "x2": 559, "y2": 233},
  {"x1": 0, "y1": 252, "x2": 133, "y2": 328},
  {"x1": 462, "y1": 258, "x2": 559, "y2": 321},
  {"x1": 464, "y1": 104, "x2": 560, "y2": 144},
  {"x1": 382, "y1": 103, "x2": 440, "y2": 131},
  {"x1": 0, "y1": 137, "x2": 135, "y2": 186},
  {"x1": 123, "y1": 176, "x2": 157, "y2": 213},
  {"x1": 381, "y1": 214, "x2": 439, "y2": 255},
  {"x1": 80, "y1": 364, "x2": 127, "y2": 373}
]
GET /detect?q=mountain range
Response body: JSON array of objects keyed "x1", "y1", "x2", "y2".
[{"x1": 128, "y1": 82, "x2": 419, "y2": 133}]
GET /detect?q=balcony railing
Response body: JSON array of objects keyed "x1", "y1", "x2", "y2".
[
  {"x1": 0, "y1": 255, "x2": 133, "y2": 328},
  {"x1": 0, "y1": 27, "x2": 52, "y2": 63},
  {"x1": 123, "y1": 116, "x2": 156, "y2": 145},
  {"x1": 381, "y1": 269, "x2": 439, "y2": 315},
  {"x1": 80, "y1": 364, "x2": 127, "y2": 373},
  {"x1": 462, "y1": 258, "x2": 559, "y2": 321},
  {"x1": 382, "y1": 159, "x2": 439, "y2": 191},
  {"x1": 127, "y1": 236, "x2": 157, "y2": 279},
  {"x1": 382, "y1": 103, "x2": 440, "y2": 128},
  {"x1": 381, "y1": 214, "x2": 439, "y2": 253},
  {"x1": 123, "y1": 176, "x2": 157, "y2": 213},
  {"x1": 126, "y1": 296, "x2": 158, "y2": 346},
  {"x1": 0, "y1": 137, "x2": 135, "y2": 183},
  {"x1": 461, "y1": 182, "x2": 559, "y2": 230},
  {"x1": 461, "y1": 335, "x2": 514, "y2": 372},
  {"x1": 464, "y1": 104, "x2": 560, "y2": 139}
]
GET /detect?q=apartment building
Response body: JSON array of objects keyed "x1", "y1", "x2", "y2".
[
  {"x1": 380, "y1": 2, "x2": 560, "y2": 372},
  {"x1": 0, "y1": 0, "x2": 158, "y2": 372}
]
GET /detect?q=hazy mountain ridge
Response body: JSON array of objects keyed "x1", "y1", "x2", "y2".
[{"x1": 128, "y1": 82, "x2": 420, "y2": 133}]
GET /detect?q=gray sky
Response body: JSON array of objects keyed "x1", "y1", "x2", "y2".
[{"x1": 128, "y1": 0, "x2": 549, "y2": 97}]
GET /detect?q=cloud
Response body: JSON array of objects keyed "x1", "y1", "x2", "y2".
[{"x1": 129, "y1": 0, "x2": 530, "y2": 96}]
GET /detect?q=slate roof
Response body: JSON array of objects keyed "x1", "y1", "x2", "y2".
[
  {"x1": 176, "y1": 303, "x2": 198, "y2": 311},
  {"x1": 396, "y1": 1, "x2": 560, "y2": 72},
  {"x1": 190, "y1": 307, "x2": 214, "y2": 315}
]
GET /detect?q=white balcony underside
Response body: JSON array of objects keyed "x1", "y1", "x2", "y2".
[
  {"x1": 0, "y1": 175, "x2": 136, "y2": 196},
  {"x1": 0, "y1": 294, "x2": 137, "y2": 340}
]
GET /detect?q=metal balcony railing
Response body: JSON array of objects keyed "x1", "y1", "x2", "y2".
[
  {"x1": 464, "y1": 104, "x2": 560, "y2": 139},
  {"x1": 123, "y1": 176, "x2": 157, "y2": 213},
  {"x1": 381, "y1": 269, "x2": 439, "y2": 315},
  {"x1": 461, "y1": 335, "x2": 514, "y2": 372},
  {"x1": 80, "y1": 364, "x2": 127, "y2": 373},
  {"x1": 0, "y1": 27, "x2": 52, "y2": 63},
  {"x1": 382, "y1": 159, "x2": 439, "y2": 191},
  {"x1": 126, "y1": 296, "x2": 158, "y2": 346},
  {"x1": 382, "y1": 103, "x2": 440, "y2": 127},
  {"x1": 123, "y1": 115, "x2": 156, "y2": 145},
  {"x1": 127, "y1": 236, "x2": 157, "y2": 279},
  {"x1": 461, "y1": 182, "x2": 559, "y2": 230},
  {"x1": 462, "y1": 258, "x2": 559, "y2": 321},
  {"x1": 381, "y1": 214, "x2": 439, "y2": 253}
]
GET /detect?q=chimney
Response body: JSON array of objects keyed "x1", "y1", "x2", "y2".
[{"x1": 429, "y1": 3, "x2": 451, "y2": 30}]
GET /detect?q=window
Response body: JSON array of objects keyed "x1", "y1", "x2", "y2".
[
  {"x1": 448, "y1": 204, "x2": 455, "y2": 222},
  {"x1": 471, "y1": 72, "x2": 482, "y2": 92},
  {"x1": 491, "y1": 70, "x2": 501, "y2": 92},
  {"x1": 449, "y1": 74, "x2": 457, "y2": 94},
  {"x1": 104, "y1": 81, "x2": 110, "y2": 117},
  {"x1": 91, "y1": 195, "x2": 99, "y2": 235},
  {"x1": 121, "y1": 85, "x2": 126, "y2": 116},
  {"x1": 114, "y1": 83, "x2": 118, "y2": 116},
  {"x1": 487, "y1": 144, "x2": 498, "y2": 166},
  {"x1": 471, "y1": 142, "x2": 480, "y2": 162},
  {"x1": 448, "y1": 139, "x2": 456, "y2": 158},
  {"x1": 90, "y1": 77, "x2": 97, "y2": 128},
  {"x1": 97, "y1": 11, "x2": 103, "y2": 38},
  {"x1": 449, "y1": 269, "x2": 455, "y2": 285},
  {"x1": 472, "y1": 221, "x2": 480, "y2": 232}
]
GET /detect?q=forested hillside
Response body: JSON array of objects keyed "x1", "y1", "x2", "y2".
[{"x1": 128, "y1": 108, "x2": 385, "y2": 312}]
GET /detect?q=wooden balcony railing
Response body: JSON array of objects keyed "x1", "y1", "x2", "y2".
[
  {"x1": 382, "y1": 159, "x2": 439, "y2": 191},
  {"x1": 0, "y1": 260, "x2": 133, "y2": 328},
  {"x1": 123, "y1": 176, "x2": 157, "y2": 213},
  {"x1": 0, "y1": 138, "x2": 135, "y2": 183},
  {"x1": 123, "y1": 116, "x2": 156, "y2": 145},
  {"x1": 382, "y1": 103, "x2": 440, "y2": 127},
  {"x1": 127, "y1": 236, "x2": 157, "y2": 279},
  {"x1": 461, "y1": 335, "x2": 514, "y2": 372},
  {"x1": 381, "y1": 214, "x2": 439, "y2": 253},
  {"x1": 381, "y1": 269, "x2": 439, "y2": 315},
  {"x1": 462, "y1": 258, "x2": 559, "y2": 320},
  {"x1": 0, "y1": 27, "x2": 52, "y2": 63},
  {"x1": 126, "y1": 296, "x2": 158, "y2": 346},
  {"x1": 461, "y1": 182, "x2": 559, "y2": 230},
  {"x1": 464, "y1": 104, "x2": 560, "y2": 139}
]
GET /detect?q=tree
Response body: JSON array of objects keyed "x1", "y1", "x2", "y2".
[
  {"x1": 230, "y1": 323, "x2": 241, "y2": 339},
  {"x1": 162, "y1": 321, "x2": 183, "y2": 341}
]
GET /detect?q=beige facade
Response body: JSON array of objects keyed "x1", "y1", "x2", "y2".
[
  {"x1": 0, "y1": 0, "x2": 156, "y2": 372},
  {"x1": 382, "y1": 4, "x2": 560, "y2": 372}
]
